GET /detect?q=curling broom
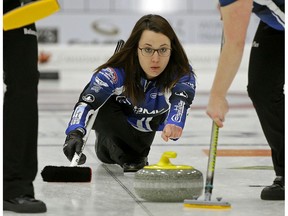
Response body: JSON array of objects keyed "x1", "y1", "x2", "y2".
[
  {"x1": 41, "y1": 40, "x2": 125, "y2": 182},
  {"x1": 3, "y1": 0, "x2": 60, "y2": 31},
  {"x1": 184, "y1": 29, "x2": 231, "y2": 208},
  {"x1": 184, "y1": 122, "x2": 231, "y2": 209}
]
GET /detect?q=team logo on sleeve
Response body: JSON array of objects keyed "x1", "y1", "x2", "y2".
[{"x1": 82, "y1": 94, "x2": 95, "y2": 103}]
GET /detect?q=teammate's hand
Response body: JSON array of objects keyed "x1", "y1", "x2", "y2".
[
  {"x1": 63, "y1": 130, "x2": 86, "y2": 165},
  {"x1": 161, "y1": 124, "x2": 183, "y2": 142},
  {"x1": 206, "y1": 95, "x2": 228, "y2": 128}
]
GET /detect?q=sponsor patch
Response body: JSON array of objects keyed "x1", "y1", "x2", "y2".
[
  {"x1": 82, "y1": 94, "x2": 95, "y2": 103},
  {"x1": 134, "y1": 107, "x2": 165, "y2": 115},
  {"x1": 100, "y1": 67, "x2": 118, "y2": 84},
  {"x1": 70, "y1": 105, "x2": 86, "y2": 125},
  {"x1": 91, "y1": 85, "x2": 103, "y2": 93},
  {"x1": 91, "y1": 77, "x2": 108, "y2": 93},
  {"x1": 150, "y1": 93, "x2": 157, "y2": 99},
  {"x1": 94, "y1": 77, "x2": 109, "y2": 87},
  {"x1": 150, "y1": 92, "x2": 164, "y2": 99},
  {"x1": 24, "y1": 28, "x2": 38, "y2": 37},
  {"x1": 171, "y1": 101, "x2": 185, "y2": 123},
  {"x1": 185, "y1": 82, "x2": 195, "y2": 90},
  {"x1": 175, "y1": 91, "x2": 188, "y2": 98},
  {"x1": 116, "y1": 95, "x2": 131, "y2": 105}
]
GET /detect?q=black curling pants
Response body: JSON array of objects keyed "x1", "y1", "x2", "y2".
[
  {"x1": 3, "y1": 23, "x2": 39, "y2": 199},
  {"x1": 93, "y1": 96, "x2": 156, "y2": 166},
  {"x1": 247, "y1": 21, "x2": 285, "y2": 177}
]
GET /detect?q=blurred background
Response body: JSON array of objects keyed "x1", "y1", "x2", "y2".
[
  {"x1": 37, "y1": 0, "x2": 261, "y2": 95},
  {"x1": 37, "y1": 0, "x2": 259, "y2": 44}
]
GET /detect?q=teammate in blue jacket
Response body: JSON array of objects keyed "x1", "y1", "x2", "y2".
[
  {"x1": 206, "y1": 0, "x2": 284, "y2": 200},
  {"x1": 63, "y1": 14, "x2": 196, "y2": 172}
]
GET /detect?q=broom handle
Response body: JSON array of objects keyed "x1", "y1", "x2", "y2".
[
  {"x1": 204, "y1": 29, "x2": 225, "y2": 200},
  {"x1": 70, "y1": 39, "x2": 125, "y2": 167},
  {"x1": 70, "y1": 111, "x2": 98, "y2": 166},
  {"x1": 204, "y1": 122, "x2": 219, "y2": 201}
]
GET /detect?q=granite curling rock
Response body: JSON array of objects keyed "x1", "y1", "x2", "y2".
[{"x1": 134, "y1": 151, "x2": 203, "y2": 202}]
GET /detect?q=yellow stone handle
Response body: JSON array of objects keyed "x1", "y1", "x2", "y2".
[
  {"x1": 156, "y1": 151, "x2": 177, "y2": 167},
  {"x1": 143, "y1": 151, "x2": 194, "y2": 170}
]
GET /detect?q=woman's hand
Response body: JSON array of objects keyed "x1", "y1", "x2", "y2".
[{"x1": 161, "y1": 124, "x2": 183, "y2": 142}]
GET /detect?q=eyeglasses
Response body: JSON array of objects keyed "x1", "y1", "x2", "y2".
[{"x1": 138, "y1": 47, "x2": 172, "y2": 57}]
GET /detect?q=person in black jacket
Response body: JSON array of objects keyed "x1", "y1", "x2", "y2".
[
  {"x1": 3, "y1": 0, "x2": 47, "y2": 213},
  {"x1": 206, "y1": 0, "x2": 284, "y2": 200}
]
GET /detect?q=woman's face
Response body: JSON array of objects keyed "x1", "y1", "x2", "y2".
[{"x1": 138, "y1": 30, "x2": 171, "y2": 80}]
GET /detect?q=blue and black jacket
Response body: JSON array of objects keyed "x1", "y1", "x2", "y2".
[{"x1": 66, "y1": 66, "x2": 196, "y2": 136}]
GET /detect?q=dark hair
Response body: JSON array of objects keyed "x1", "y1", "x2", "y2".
[{"x1": 95, "y1": 14, "x2": 193, "y2": 105}]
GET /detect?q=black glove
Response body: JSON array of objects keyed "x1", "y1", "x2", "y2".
[{"x1": 63, "y1": 130, "x2": 86, "y2": 165}]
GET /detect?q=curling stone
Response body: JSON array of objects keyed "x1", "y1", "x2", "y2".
[{"x1": 134, "y1": 151, "x2": 203, "y2": 202}]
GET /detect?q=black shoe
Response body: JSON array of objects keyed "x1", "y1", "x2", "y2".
[
  {"x1": 123, "y1": 157, "x2": 148, "y2": 172},
  {"x1": 261, "y1": 176, "x2": 285, "y2": 200},
  {"x1": 3, "y1": 195, "x2": 47, "y2": 213}
]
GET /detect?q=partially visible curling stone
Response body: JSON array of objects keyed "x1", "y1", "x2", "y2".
[{"x1": 134, "y1": 151, "x2": 203, "y2": 202}]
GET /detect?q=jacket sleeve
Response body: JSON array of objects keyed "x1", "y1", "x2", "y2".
[
  {"x1": 219, "y1": 0, "x2": 236, "y2": 7},
  {"x1": 65, "y1": 67, "x2": 123, "y2": 135},
  {"x1": 166, "y1": 68, "x2": 196, "y2": 130}
]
